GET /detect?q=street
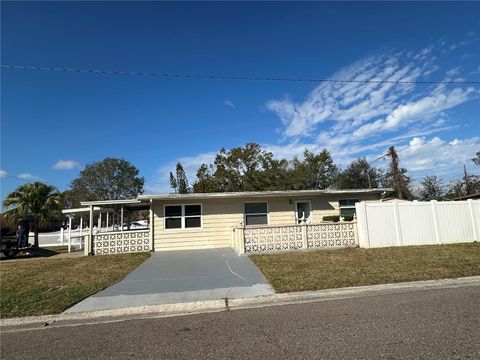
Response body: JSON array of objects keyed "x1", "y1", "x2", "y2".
[{"x1": 1, "y1": 285, "x2": 479, "y2": 359}]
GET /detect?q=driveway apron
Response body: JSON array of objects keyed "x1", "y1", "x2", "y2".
[{"x1": 65, "y1": 248, "x2": 274, "y2": 313}]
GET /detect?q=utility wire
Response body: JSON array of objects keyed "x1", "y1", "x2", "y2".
[{"x1": 2, "y1": 65, "x2": 479, "y2": 85}]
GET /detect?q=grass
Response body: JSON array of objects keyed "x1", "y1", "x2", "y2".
[
  {"x1": 0, "y1": 252, "x2": 150, "y2": 318},
  {"x1": 250, "y1": 243, "x2": 480, "y2": 293}
]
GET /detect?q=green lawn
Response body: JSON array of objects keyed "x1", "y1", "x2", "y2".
[
  {"x1": 0, "y1": 252, "x2": 150, "y2": 318},
  {"x1": 250, "y1": 243, "x2": 480, "y2": 293}
]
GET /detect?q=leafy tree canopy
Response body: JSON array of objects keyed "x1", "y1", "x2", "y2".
[
  {"x1": 67, "y1": 157, "x2": 144, "y2": 207},
  {"x1": 191, "y1": 144, "x2": 338, "y2": 193},
  {"x1": 335, "y1": 158, "x2": 384, "y2": 189},
  {"x1": 419, "y1": 176, "x2": 445, "y2": 201}
]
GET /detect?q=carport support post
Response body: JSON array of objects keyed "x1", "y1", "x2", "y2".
[
  {"x1": 68, "y1": 215, "x2": 72, "y2": 253},
  {"x1": 106, "y1": 212, "x2": 109, "y2": 231},
  {"x1": 88, "y1": 205, "x2": 94, "y2": 256},
  {"x1": 120, "y1": 205, "x2": 124, "y2": 232},
  {"x1": 149, "y1": 199, "x2": 154, "y2": 251},
  {"x1": 79, "y1": 217, "x2": 83, "y2": 250}
]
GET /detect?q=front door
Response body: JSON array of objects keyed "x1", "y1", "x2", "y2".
[{"x1": 296, "y1": 201, "x2": 312, "y2": 224}]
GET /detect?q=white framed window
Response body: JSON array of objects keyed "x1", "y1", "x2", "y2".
[
  {"x1": 244, "y1": 202, "x2": 268, "y2": 226},
  {"x1": 164, "y1": 204, "x2": 202, "y2": 230},
  {"x1": 295, "y1": 200, "x2": 312, "y2": 224},
  {"x1": 339, "y1": 199, "x2": 359, "y2": 217}
]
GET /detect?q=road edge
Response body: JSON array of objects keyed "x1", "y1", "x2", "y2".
[{"x1": 2, "y1": 276, "x2": 479, "y2": 329}]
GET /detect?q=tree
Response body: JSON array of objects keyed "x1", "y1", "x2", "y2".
[
  {"x1": 192, "y1": 143, "x2": 285, "y2": 192},
  {"x1": 67, "y1": 158, "x2": 144, "y2": 206},
  {"x1": 192, "y1": 144, "x2": 339, "y2": 192},
  {"x1": 384, "y1": 146, "x2": 412, "y2": 199},
  {"x1": 2, "y1": 182, "x2": 63, "y2": 247},
  {"x1": 169, "y1": 163, "x2": 190, "y2": 194},
  {"x1": 289, "y1": 149, "x2": 338, "y2": 190},
  {"x1": 472, "y1": 151, "x2": 480, "y2": 166},
  {"x1": 418, "y1": 176, "x2": 445, "y2": 200},
  {"x1": 336, "y1": 158, "x2": 384, "y2": 189}
]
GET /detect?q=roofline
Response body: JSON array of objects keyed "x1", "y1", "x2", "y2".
[
  {"x1": 80, "y1": 199, "x2": 143, "y2": 206},
  {"x1": 450, "y1": 192, "x2": 480, "y2": 200},
  {"x1": 138, "y1": 188, "x2": 388, "y2": 201}
]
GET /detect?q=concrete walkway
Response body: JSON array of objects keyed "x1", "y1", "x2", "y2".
[{"x1": 66, "y1": 248, "x2": 274, "y2": 313}]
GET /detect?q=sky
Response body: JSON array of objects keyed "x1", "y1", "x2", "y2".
[{"x1": 1, "y1": 1, "x2": 479, "y2": 202}]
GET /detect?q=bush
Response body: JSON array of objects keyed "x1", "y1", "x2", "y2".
[
  {"x1": 322, "y1": 215, "x2": 354, "y2": 222},
  {"x1": 322, "y1": 215, "x2": 340, "y2": 222}
]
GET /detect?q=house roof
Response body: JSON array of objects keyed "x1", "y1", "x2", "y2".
[
  {"x1": 450, "y1": 192, "x2": 480, "y2": 200},
  {"x1": 138, "y1": 188, "x2": 388, "y2": 201},
  {"x1": 79, "y1": 199, "x2": 144, "y2": 206}
]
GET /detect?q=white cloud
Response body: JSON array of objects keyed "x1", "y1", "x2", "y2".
[
  {"x1": 17, "y1": 173, "x2": 40, "y2": 180},
  {"x1": 265, "y1": 44, "x2": 477, "y2": 164},
  {"x1": 52, "y1": 160, "x2": 81, "y2": 170},
  {"x1": 0, "y1": 170, "x2": 7, "y2": 178},
  {"x1": 224, "y1": 100, "x2": 235, "y2": 108},
  {"x1": 394, "y1": 136, "x2": 480, "y2": 180}
]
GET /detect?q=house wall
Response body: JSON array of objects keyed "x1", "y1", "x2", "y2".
[{"x1": 152, "y1": 193, "x2": 380, "y2": 251}]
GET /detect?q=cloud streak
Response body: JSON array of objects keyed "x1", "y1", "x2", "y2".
[{"x1": 52, "y1": 160, "x2": 81, "y2": 170}]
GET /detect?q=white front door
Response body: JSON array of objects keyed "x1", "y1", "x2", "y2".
[{"x1": 295, "y1": 201, "x2": 312, "y2": 224}]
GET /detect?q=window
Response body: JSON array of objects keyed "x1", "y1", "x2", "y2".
[
  {"x1": 244, "y1": 202, "x2": 268, "y2": 226},
  {"x1": 339, "y1": 199, "x2": 359, "y2": 217},
  {"x1": 165, "y1": 204, "x2": 202, "y2": 229}
]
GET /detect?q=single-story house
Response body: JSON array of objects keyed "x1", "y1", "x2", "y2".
[{"x1": 70, "y1": 189, "x2": 386, "y2": 254}]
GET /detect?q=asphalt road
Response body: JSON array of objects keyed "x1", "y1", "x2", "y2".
[{"x1": 2, "y1": 285, "x2": 479, "y2": 359}]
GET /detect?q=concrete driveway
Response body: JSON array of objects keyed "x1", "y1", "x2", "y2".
[{"x1": 66, "y1": 248, "x2": 274, "y2": 313}]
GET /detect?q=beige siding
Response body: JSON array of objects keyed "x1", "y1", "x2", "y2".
[{"x1": 152, "y1": 193, "x2": 381, "y2": 251}]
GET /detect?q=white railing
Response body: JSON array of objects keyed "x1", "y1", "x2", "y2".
[
  {"x1": 92, "y1": 230, "x2": 151, "y2": 255},
  {"x1": 234, "y1": 222, "x2": 358, "y2": 254}
]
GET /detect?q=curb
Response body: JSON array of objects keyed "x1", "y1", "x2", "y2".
[{"x1": 2, "y1": 276, "x2": 480, "y2": 329}]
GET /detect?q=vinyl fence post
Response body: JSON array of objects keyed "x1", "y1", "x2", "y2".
[
  {"x1": 356, "y1": 202, "x2": 370, "y2": 248},
  {"x1": 431, "y1": 200, "x2": 441, "y2": 244},
  {"x1": 392, "y1": 200, "x2": 403, "y2": 246},
  {"x1": 60, "y1": 226, "x2": 64, "y2": 246},
  {"x1": 467, "y1": 199, "x2": 478, "y2": 241}
]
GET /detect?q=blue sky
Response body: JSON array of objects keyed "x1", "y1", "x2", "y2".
[{"x1": 1, "y1": 2, "x2": 479, "y2": 201}]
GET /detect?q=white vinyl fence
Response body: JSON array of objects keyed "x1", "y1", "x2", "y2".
[{"x1": 355, "y1": 199, "x2": 480, "y2": 248}]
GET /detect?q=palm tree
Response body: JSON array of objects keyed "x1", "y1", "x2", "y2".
[{"x1": 2, "y1": 182, "x2": 63, "y2": 248}]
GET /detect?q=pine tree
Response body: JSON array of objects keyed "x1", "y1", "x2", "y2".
[{"x1": 385, "y1": 146, "x2": 411, "y2": 199}]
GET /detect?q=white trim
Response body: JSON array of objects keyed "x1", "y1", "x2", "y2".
[
  {"x1": 244, "y1": 201, "x2": 269, "y2": 226},
  {"x1": 295, "y1": 200, "x2": 312, "y2": 224},
  {"x1": 163, "y1": 203, "x2": 203, "y2": 231}
]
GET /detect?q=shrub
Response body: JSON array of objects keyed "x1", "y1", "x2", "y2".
[
  {"x1": 322, "y1": 215, "x2": 354, "y2": 222},
  {"x1": 322, "y1": 215, "x2": 340, "y2": 222}
]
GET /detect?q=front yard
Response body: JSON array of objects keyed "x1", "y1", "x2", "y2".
[
  {"x1": 0, "y1": 252, "x2": 150, "y2": 318},
  {"x1": 250, "y1": 243, "x2": 480, "y2": 293}
]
